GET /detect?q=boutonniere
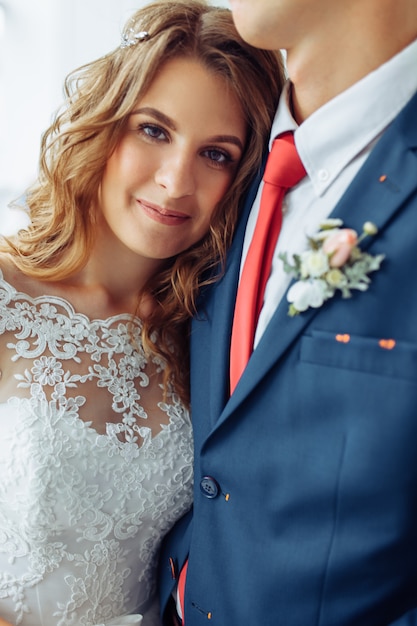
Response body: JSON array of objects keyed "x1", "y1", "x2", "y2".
[{"x1": 279, "y1": 219, "x2": 385, "y2": 316}]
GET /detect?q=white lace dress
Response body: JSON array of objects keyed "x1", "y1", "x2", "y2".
[{"x1": 0, "y1": 269, "x2": 193, "y2": 626}]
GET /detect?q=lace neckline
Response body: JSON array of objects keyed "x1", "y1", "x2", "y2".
[
  {"x1": 0, "y1": 267, "x2": 142, "y2": 328},
  {"x1": 0, "y1": 266, "x2": 184, "y2": 446}
]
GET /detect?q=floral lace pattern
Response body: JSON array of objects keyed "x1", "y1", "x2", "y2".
[{"x1": 0, "y1": 270, "x2": 193, "y2": 626}]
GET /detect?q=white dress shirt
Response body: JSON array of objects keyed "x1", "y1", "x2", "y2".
[{"x1": 240, "y1": 38, "x2": 417, "y2": 348}]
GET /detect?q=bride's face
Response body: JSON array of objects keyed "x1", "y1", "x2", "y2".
[{"x1": 99, "y1": 56, "x2": 246, "y2": 267}]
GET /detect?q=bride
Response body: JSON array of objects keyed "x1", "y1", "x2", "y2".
[{"x1": 0, "y1": 1, "x2": 283, "y2": 625}]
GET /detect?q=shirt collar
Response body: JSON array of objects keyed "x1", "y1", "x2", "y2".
[{"x1": 270, "y1": 37, "x2": 417, "y2": 197}]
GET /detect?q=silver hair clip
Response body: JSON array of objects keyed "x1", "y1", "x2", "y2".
[{"x1": 120, "y1": 29, "x2": 150, "y2": 49}]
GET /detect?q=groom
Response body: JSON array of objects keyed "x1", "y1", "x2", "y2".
[{"x1": 160, "y1": 0, "x2": 417, "y2": 624}]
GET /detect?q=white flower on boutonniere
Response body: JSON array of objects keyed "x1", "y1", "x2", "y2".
[{"x1": 279, "y1": 219, "x2": 385, "y2": 316}]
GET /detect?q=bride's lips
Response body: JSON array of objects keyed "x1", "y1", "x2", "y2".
[{"x1": 137, "y1": 199, "x2": 190, "y2": 226}]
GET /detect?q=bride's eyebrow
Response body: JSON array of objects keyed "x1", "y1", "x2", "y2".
[
  {"x1": 130, "y1": 107, "x2": 176, "y2": 131},
  {"x1": 207, "y1": 134, "x2": 244, "y2": 150}
]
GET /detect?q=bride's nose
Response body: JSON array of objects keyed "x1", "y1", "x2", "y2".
[{"x1": 155, "y1": 149, "x2": 196, "y2": 199}]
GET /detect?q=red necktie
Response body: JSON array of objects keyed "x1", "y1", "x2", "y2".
[{"x1": 229, "y1": 132, "x2": 306, "y2": 393}]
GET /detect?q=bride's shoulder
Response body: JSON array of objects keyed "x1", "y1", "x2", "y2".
[
  {"x1": 0, "y1": 254, "x2": 42, "y2": 298},
  {"x1": 0, "y1": 253, "x2": 18, "y2": 284}
]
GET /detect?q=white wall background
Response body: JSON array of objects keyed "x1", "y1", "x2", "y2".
[{"x1": 0, "y1": 0, "x2": 227, "y2": 233}]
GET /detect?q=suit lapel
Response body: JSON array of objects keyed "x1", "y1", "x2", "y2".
[{"x1": 214, "y1": 90, "x2": 417, "y2": 424}]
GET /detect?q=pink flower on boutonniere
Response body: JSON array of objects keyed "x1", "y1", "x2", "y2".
[
  {"x1": 279, "y1": 219, "x2": 384, "y2": 316},
  {"x1": 322, "y1": 228, "x2": 358, "y2": 267}
]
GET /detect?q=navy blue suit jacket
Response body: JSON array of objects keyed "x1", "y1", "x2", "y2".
[{"x1": 159, "y1": 91, "x2": 417, "y2": 625}]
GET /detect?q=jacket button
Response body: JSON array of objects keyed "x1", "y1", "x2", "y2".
[{"x1": 200, "y1": 476, "x2": 220, "y2": 499}]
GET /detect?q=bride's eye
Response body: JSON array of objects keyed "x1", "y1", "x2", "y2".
[
  {"x1": 138, "y1": 123, "x2": 169, "y2": 142},
  {"x1": 202, "y1": 147, "x2": 234, "y2": 169}
]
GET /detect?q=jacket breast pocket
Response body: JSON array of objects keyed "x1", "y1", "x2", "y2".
[
  {"x1": 300, "y1": 329, "x2": 417, "y2": 382},
  {"x1": 295, "y1": 328, "x2": 417, "y2": 484}
]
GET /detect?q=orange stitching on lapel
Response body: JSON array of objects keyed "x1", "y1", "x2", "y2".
[
  {"x1": 379, "y1": 174, "x2": 387, "y2": 182},
  {"x1": 379, "y1": 339, "x2": 396, "y2": 350},
  {"x1": 169, "y1": 557, "x2": 176, "y2": 580},
  {"x1": 335, "y1": 334, "x2": 350, "y2": 343}
]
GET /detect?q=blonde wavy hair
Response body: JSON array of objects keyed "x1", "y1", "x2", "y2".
[{"x1": 2, "y1": 0, "x2": 285, "y2": 404}]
